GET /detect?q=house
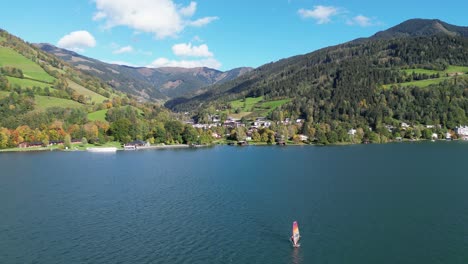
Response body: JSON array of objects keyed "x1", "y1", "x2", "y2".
[
  {"x1": 298, "y1": 134, "x2": 309, "y2": 141},
  {"x1": 276, "y1": 140, "x2": 286, "y2": 146},
  {"x1": 432, "y1": 133, "x2": 438, "y2": 140},
  {"x1": 401, "y1": 122, "x2": 410, "y2": 129},
  {"x1": 124, "y1": 140, "x2": 150, "y2": 150},
  {"x1": 348, "y1": 129, "x2": 357, "y2": 136},
  {"x1": 18, "y1": 142, "x2": 43, "y2": 148},
  {"x1": 455, "y1": 126, "x2": 468, "y2": 140}
]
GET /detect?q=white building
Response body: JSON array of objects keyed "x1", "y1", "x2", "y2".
[
  {"x1": 348, "y1": 129, "x2": 357, "y2": 136},
  {"x1": 455, "y1": 126, "x2": 468, "y2": 135}
]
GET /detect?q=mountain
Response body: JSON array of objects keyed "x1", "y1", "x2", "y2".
[
  {"x1": 370, "y1": 18, "x2": 468, "y2": 39},
  {"x1": 0, "y1": 28, "x2": 149, "y2": 129},
  {"x1": 35, "y1": 43, "x2": 253, "y2": 101},
  {"x1": 166, "y1": 19, "x2": 468, "y2": 131}
]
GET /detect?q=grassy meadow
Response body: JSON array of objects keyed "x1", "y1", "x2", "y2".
[
  {"x1": 6, "y1": 76, "x2": 55, "y2": 90},
  {"x1": 34, "y1": 95, "x2": 84, "y2": 111},
  {"x1": 0, "y1": 46, "x2": 55, "y2": 83},
  {"x1": 67, "y1": 80, "x2": 108, "y2": 103},
  {"x1": 87, "y1": 109, "x2": 108, "y2": 122},
  {"x1": 227, "y1": 96, "x2": 291, "y2": 119}
]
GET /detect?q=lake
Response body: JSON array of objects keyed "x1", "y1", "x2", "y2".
[{"x1": 1, "y1": 142, "x2": 468, "y2": 263}]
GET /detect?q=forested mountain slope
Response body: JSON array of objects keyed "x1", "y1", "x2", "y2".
[{"x1": 166, "y1": 19, "x2": 468, "y2": 131}]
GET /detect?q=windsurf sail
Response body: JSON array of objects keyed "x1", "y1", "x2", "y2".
[{"x1": 292, "y1": 221, "x2": 300, "y2": 245}]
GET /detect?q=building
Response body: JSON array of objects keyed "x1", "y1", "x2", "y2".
[
  {"x1": 124, "y1": 140, "x2": 150, "y2": 150},
  {"x1": 455, "y1": 126, "x2": 468, "y2": 140},
  {"x1": 348, "y1": 129, "x2": 357, "y2": 136}
]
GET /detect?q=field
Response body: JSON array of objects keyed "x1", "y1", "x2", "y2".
[
  {"x1": 403, "y1": 65, "x2": 468, "y2": 75},
  {"x1": 88, "y1": 109, "x2": 108, "y2": 122},
  {"x1": 0, "y1": 91, "x2": 9, "y2": 98},
  {"x1": 396, "y1": 77, "x2": 452, "y2": 88},
  {"x1": 383, "y1": 65, "x2": 468, "y2": 89},
  {"x1": 230, "y1": 96, "x2": 265, "y2": 112},
  {"x1": 67, "y1": 80, "x2": 108, "y2": 103},
  {"x1": 6, "y1": 76, "x2": 55, "y2": 90},
  {"x1": 34, "y1": 96, "x2": 84, "y2": 111},
  {"x1": 0, "y1": 46, "x2": 55, "y2": 83},
  {"x1": 227, "y1": 96, "x2": 291, "y2": 119}
]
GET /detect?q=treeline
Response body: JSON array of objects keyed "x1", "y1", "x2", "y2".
[{"x1": 0, "y1": 91, "x2": 214, "y2": 148}]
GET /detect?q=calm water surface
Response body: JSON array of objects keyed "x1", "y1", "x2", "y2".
[{"x1": 1, "y1": 143, "x2": 468, "y2": 263}]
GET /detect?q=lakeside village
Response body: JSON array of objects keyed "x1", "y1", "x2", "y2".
[
  {"x1": 5, "y1": 113, "x2": 468, "y2": 152},
  {"x1": 186, "y1": 114, "x2": 468, "y2": 145}
]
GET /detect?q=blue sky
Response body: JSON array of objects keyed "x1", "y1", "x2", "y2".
[{"x1": 1, "y1": 0, "x2": 467, "y2": 71}]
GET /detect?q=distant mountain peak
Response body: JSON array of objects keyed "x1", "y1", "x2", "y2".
[{"x1": 371, "y1": 18, "x2": 468, "y2": 39}]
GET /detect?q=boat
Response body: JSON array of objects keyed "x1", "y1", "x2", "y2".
[
  {"x1": 290, "y1": 221, "x2": 300, "y2": 247},
  {"x1": 86, "y1": 147, "x2": 118, "y2": 152}
]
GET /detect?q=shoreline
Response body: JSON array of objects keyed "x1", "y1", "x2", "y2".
[{"x1": 0, "y1": 139, "x2": 464, "y2": 153}]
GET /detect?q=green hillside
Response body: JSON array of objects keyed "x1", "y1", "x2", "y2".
[
  {"x1": 0, "y1": 46, "x2": 55, "y2": 83},
  {"x1": 381, "y1": 65, "x2": 468, "y2": 89},
  {"x1": 34, "y1": 96, "x2": 84, "y2": 111},
  {"x1": 67, "y1": 80, "x2": 108, "y2": 103},
  {"x1": 87, "y1": 109, "x2": 108, "y2": 122},
  {"x1": 6, "y1": 76, "x2": 54, "y2": 90},
  {"x1": 227, "y1": 96, "x2": 291, "y2": 119}
]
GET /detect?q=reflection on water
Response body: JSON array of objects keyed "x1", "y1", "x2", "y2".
[{"x1": 290, "y1": 246, "x2": 302, "y2": 264}]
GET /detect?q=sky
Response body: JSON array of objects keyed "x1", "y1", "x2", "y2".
[{"x1": 1, "y1": 0, "x2": 467, "y2": 71}]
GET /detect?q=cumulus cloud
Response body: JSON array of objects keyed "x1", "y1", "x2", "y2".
[
  {"x1": 347, "y1": 15, "x2": 374, "y2": 27},
  {"x1": 113, "y1": 45, "x2": 134, "y2": 54},
  {"x1": 57, "y1": 31, "x2": 96, "y2": 52},
  {"x1": 148, "y1": 57, "x2": 221, "y2": 69},
  {"x1": 93, "y1": 0, "x2": 218, "y2": 39},
  {"x1": 298, "y1": 5, "x2": 339, "y2": 24},
  {"x1": 172, "y1": 43, "x2": 213, "y2": 57}
]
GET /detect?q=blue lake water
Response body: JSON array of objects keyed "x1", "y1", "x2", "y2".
[{"x1": 1, "y1": 143, "x2": 468, "y2": 263}]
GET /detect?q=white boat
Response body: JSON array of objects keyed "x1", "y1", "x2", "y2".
[
  {"x1": 290, "y1": 221, "x2": 301, "y2": 247},
  {"x1": 86, "y1": 147, "x2": 118, "y2": 152}
]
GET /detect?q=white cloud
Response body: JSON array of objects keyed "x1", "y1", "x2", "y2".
[
  {"x1": 347, "y1": 15, "x2": 374, "y2": 27},
  {"x1": 172, "y1": 43, "x2": 213, "y2": 57},
  {"x1": 57, "y1": 30, "x2": 96, "y2": 52},
  {"x1": 92, "y1": 11, "x2": 107, "y2": 20},
  {"x1": 93, "y1": 0, "x2": 218, "y2": 39},
  {"x1": 179, "y1": 1, "x2": 196, "y2": 17},
  {"x1": 189, "y1": 16, "x2": 219, "y2": 27},
  {"x1": 148, "y1": 57, "x2": 221, "y2": 69},
  {"x1": 113, "y1": 45, "x2": 134, "y2": 54},
  {"x1": 298, "y1": 5, "x2": 339, "y2": 24}
]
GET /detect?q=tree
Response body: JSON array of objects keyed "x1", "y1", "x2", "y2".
[
  {"x1": 110, "y1": 118, "x2": 132, "y2": 142},
  {"x1": 64, "y1": 134, "x2": 72, "y2": 149},
  {"x1": 182, "y1": 125, "x2": 198, "y2": 144}
]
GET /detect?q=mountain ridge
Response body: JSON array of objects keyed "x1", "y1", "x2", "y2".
[{"x1": 35, "y1": 43, "x2": 253, "y2": 101}]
